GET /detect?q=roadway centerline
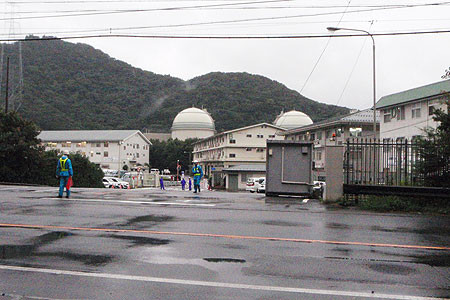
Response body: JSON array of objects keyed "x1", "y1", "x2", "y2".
[
  {"x1": 1, "y1": 223, "x2": 449, "y2": 251},
  {"x1": 0, "y1": 264, "x2": 445, "y2": 300}
]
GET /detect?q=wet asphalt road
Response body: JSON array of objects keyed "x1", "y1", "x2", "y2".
[{"x1": 0, "y1": 184, "x2": 449, "y2": 300}]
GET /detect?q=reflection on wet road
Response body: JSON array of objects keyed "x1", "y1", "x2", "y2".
[{"x1": 0, "y1": 185, "x2": 449, "y2": 300}]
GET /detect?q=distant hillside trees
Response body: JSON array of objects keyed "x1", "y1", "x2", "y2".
[{"x1": 1, "y1": 38, "x2": 349, "y2": 133}]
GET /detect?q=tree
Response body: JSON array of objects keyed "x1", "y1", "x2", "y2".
[
  {"x1": 415, "y1": 96, "x2": 450, "y2": 187},
  {"x1": 0, "y1": 112, "x2": 42, "y2": 183},
  {"x1": 0, "y1": 111, "x2": 103, "y2": 187},
  {"x1": 148, "y1": 138, "x2": 198, "y2": 174}
]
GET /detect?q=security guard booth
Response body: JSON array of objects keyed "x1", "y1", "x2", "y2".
[{"x1": 266, "y1": 140, "x2": 313, "y2": 197}]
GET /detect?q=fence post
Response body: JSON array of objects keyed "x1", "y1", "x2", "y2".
[
  {"x1": 345, "y1": 139, "x2": 350, "y2": 184},
  {"x1": 404, "y1": 139, "x2": 409, "y2": 185}
]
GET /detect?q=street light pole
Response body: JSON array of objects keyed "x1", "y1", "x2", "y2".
[{"x1": 327, "y1": 27, "x2": 377, "y2": 138}]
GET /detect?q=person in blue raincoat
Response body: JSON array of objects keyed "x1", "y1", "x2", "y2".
[
  {"x1": 56, "y1": 150, "x2": 73, "y2": 198},
  {"x1": 181, "y1": 177, "x2": 186, "y2": 190},
  {"x1": 159, "y1": 177, "x2": 165, "y2": 190},
  {"x1": 191, "y1": 160, "x2": 203, "y2": 193}
]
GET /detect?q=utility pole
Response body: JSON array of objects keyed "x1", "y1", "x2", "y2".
[{"x1": 5, "y1": 57, "x2": 9, "y2": 113}]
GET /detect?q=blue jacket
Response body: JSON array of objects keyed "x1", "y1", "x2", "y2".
[
  {"x1": 192, "y1": 165, "x2": 203, "y2": 179},
  {"x1": 56, "y1": 155, "x2": 73, "y2": 177}
]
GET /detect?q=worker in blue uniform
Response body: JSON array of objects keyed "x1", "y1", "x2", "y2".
[
  {"x1": 191, "y1": 160, "x2": 203, "y2": 193},
  {"x1": 56, "y1": 150, "x2": 73, "y2": 198}
]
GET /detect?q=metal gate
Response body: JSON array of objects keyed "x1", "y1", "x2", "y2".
[{"x1": 343, "y1": 138, "x2": 450, "y2": 197}]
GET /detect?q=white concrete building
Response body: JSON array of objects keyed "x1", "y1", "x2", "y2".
[
  {"x1": 171, "y1": 107, "x2": 215, "y2": 141},
  {"x1": 38, "y1": 130, "x2": 151, "y2": 171},
  {"x1": 192, "y1": 123, "x2": 285, "y2": 187},
  {"x1": 282, "y1": 109, "x2": 380, "y2": 181},
  {"x1": 377, "y1": 79, "x2": 449, "y2": 142}
]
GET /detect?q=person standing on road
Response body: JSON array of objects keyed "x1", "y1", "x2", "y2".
[
  {"x1": 159, "y1": 176, "x2": 165, "y2": 190},
  {"x1": 188, "y1": 177, "x2": 192, "y2": 191},
  {"x1": 192, "y1": 160, "x2": 203, "y2": 193},
  {"x1": 181, "y1": 177, "x2": 186, "y2": 190},
  {"x1": 56, "y1": 150, "x2": 73, "y2": 198}
]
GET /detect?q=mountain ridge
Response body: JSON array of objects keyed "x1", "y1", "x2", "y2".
[{"x1": 0, "y1": 37, "x2": 349, "y2": 132}]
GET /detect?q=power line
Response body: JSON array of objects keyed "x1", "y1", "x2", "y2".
[
  {"x1": 0, "y1": 0, "x2": 295, "y2": 21},
  {"x1": 1, "y1": 4, "x2": 445, "y2": 14},
  {"x1": 0, "y1": 1, "x2": 448, "y2": 21},
  {"x1": 1, "y1": 29, "x2": 450, "y2": 42},
  {"x1": 300, "y1": 0, "x2": 352, "y2": 94}
]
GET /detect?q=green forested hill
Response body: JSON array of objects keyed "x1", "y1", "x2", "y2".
[{"x1": 0, "y1": 37, "x2": 349, "y2": 132}]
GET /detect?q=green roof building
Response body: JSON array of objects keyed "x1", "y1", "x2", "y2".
[{"x1": 376, "y1": 80, "x2": 449, "y2": 141}]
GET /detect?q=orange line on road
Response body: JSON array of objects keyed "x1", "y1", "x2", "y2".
[{"x1": 1, "y1": 223, "x2": 449, "y2": 251}]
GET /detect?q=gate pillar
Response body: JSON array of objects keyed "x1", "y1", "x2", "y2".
[{"x1": 324, "y1": 145, "x2": 344, "y2": 202}]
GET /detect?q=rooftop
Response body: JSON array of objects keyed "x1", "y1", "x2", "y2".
[
  {"x1": 281, "y1": 109, "x2": 379, "y2": 135},
  {"x1": 38, "y1": 130, "x2": 151, "y2": 144},
  {"x1": 222, "y1": 164, "x2": 266, "y2": 172},
  {"x1": 377, "y1": 79, "x2": 450, "y2": 109}
]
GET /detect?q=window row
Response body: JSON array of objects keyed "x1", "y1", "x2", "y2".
[{"x1": 383, "y1": 104, "x2": 436, "y2": 123}]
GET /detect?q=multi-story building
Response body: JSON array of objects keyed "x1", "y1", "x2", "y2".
[
  {"x1": 38, "y1": 130, "x2": 151, "y2": 171},
  {"x1": 377, "y1": 79, "x2": 449, "y2": 142},
  {"x1": 192, "y1": 123, "x2": 285, "y2": 186},
  {"x1": 281, "y1": 109, "x2": 379, "y2": 181}
]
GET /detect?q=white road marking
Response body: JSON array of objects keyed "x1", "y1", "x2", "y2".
[
  {"x1": 43, "y1": 197, "x2": 215, "y2": 207},
  {"x1": 0, "y1": 265, "x2": 444, "y2": 300}
]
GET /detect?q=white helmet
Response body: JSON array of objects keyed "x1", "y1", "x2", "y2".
[
  {"x1": 63, "y1": 150, "x2": 70, "y2": 155},
  {"x1": 193, "y1": 160, "x2": 199, "y2": 163}
]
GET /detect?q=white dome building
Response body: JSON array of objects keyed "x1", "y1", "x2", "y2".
[
  {"x1": 171, "y1": 107, "x2": 215, "y2": 141},
  {"x1": 274, "y1": 110, "x2": 313, "y2": 130}
]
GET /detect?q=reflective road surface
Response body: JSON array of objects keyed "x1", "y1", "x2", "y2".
[{"x1": 0, "y1": 185, "x2": 449, "y2": 300}]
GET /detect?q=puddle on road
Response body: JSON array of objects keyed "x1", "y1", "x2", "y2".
[
  {"x1": 411, "y1": 253, "x2": 450, "y2": 267},
  {"x1": 261, "y1": 220, "x2": 311, "y2": 227},
  {"x1": 370, "y1": 225, "x2": 450, "y2": 236},
  {"x1": 126, "y1": 215, "x2": 175, "y2": 225},
  {"x1": 39, "y1": 252, "x2": 113, "y2": 266},
  {"x1": 325, "y1": 222, "x2": 351, "y2": 230},
  {"x1": 33, "y1": 231, "x2": 72, "y2": 243},
  {"x1": 203, "y1": 258, "x2": 246, "y2": 263},
  {"x1": 0, "y1": 231, "x2": 114, "y2": 266},
  {"x1": 331, "y1": 247, "x2": 353, "y2": 255},
  {"x1": 366, "y1": 249, "x2": 450, "y2": 267},
  {"x1": 0, "y1": 244, "x2": 34, "y2": 259},
  {"x1": 368, "y1": 263, "x2": 415, "y2": 275},
  {"x1": 104, "y1": 234, "x2": 171, "y2": 247}
]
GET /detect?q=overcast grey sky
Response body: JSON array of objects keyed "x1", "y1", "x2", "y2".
[{"x1": 1, "y1": 0, "x2": 449, "y2": 110}]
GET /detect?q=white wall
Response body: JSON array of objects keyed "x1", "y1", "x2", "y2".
[
  {"x1": 172, "y1": 129, "x2": 214, "y2": 141},
  {"x1": 380, "y1": 99, "x2": 446, "y2": 141},
  {"x1": 43, "y1": 132, "x2": 150, "y2": 171}
]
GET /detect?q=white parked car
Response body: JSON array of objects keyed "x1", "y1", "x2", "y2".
[
  {"x1": 103, "y1": 177, "x2": 129, "y2": 189},
  {"x1": 112, "y1": 177, "x2": 130, "y2": 189},
  {"x1": 246, "y1": 177, "x2": 265, "y2": 193},
  {"x1": 256, "y1": 178, "x2": 265, "y2": 193}
]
